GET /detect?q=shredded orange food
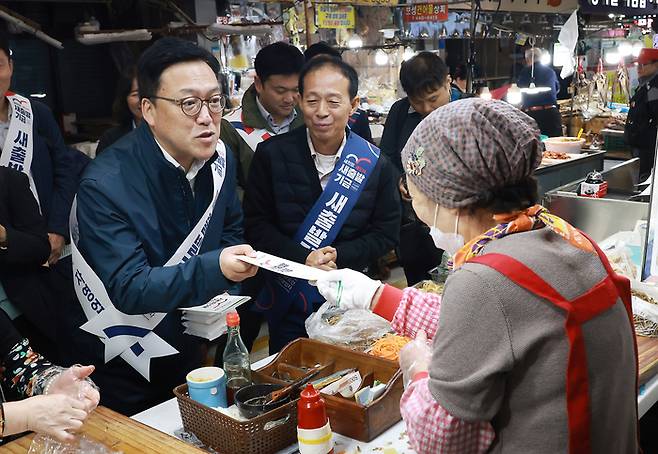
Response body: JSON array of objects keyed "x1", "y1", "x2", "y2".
[{"x1": 369, "y1": 334, "x2": 412, "y2": 361}]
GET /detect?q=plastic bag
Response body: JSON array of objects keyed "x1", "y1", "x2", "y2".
[
  {"x1": 28, "y1": 435, "x2": 121, "y2": 454},
  {"x1": 28, "y1": 367, "x2": 105, "y2": 454},
  {"x1": 305, "y1": 302, "x2": 393, "y2": 351}
]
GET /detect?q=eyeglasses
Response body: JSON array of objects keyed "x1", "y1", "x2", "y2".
[{"x1": 149, "y1": 94, "x2": 226, "y2": 116}]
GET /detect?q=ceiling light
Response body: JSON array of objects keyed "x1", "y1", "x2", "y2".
[
  {"x1": 604, "y1": 50, "x2": 620, "y2": 65},
  {"x1": 506, "y1": 83, "x2": 522, "y2": 105},
  {"x1": 521, "y1": 83, "x2": 552, "y2": 94},
  {"x1": 618, "y1": 42, "x2": 633, "y2": 56},
  {"x1": 375, "y1": 49, "x2": 389, "y2": 65},
  {"x1": 347, "y1": 34, "x2": 363, "y2": 49}
]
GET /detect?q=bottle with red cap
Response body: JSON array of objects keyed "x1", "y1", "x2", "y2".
[
  {"x1": 222, "y1": 311, "x2": 252, "y2": 405},
  {"x1": 297, "y1": 383, "x2": 334, "y2": 454}
]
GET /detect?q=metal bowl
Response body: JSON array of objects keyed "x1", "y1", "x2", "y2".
[{"x1": 234, "y1": 383, "x2": 290, "y2": 419}]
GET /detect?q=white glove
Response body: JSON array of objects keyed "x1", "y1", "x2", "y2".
[
  {"x1": 399, "y1": 330, "x2": 431, "y2": 389},
  {"x1": 316, "y1": 269, "x2": 381, "y2": 311}
]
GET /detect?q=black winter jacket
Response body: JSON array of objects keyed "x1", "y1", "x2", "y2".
[{"x1": 244, "y1": 127, "x2": 400, "y2": 271}]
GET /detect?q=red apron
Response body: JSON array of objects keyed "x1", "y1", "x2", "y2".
[{"x1": 468, "y1": 234, "x2": 639, "y2": 454}]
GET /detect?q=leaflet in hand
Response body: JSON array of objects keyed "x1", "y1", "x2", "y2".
[{"x1": 236, "y1": 251, "x2": 327, "y2": 281}]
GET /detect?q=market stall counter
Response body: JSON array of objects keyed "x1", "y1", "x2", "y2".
[
  {"x1": 536, "y1": 150, "x2": 606, "y2": 198},
  {"x1": 6, "y1": 336, "x2": 656, "y2": 453},
  {"x1": 543, "y1": 158, "x2": 645, "y2": 243},
  {"x1": 2, "y1": 406, "x2": 205, "y2": 453}
]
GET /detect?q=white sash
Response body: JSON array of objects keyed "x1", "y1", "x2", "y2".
[
  {"x1": 224, "y1": 108, "x2": 272, "y2": 152},
  {"x1": 70, "y1": 142, "x2": 228, "y2": 381},
  {"x1": 0, "y1": 93, "x2": 39, "y2": 208}
]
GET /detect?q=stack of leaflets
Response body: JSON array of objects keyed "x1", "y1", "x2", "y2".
[{"x1": 180, "y1": 293, "x2": 250, "y2": 340}]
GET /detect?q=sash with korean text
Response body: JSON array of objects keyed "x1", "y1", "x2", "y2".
[
  {"x1": 255, "y1": 132, "x2": 380, "y2": 323},
  {"x1": 224, "y1": 107, "x2": 272, "y2": 152},
  {"x1": 69, "y1": 143, "x2": 227, "y2": 381},
  {"x1": 0, "y1": 92, "x2": 39, "y2": 207}
]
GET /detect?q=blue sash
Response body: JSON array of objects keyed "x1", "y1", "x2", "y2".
[{"x1": 255, "y1": 132, "x2": 380, "y2": 324}]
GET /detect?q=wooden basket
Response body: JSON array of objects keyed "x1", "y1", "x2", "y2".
[
  {"x1": 173, "y1": 383, "x2": 297, "y2": 454},
  {"x1": 253, "y1": 338, "x2": 403, "y2": 442}
]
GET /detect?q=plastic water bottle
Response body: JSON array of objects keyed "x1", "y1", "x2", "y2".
[{"x1": 222, "y1": 311, "x2": 252, "y2": 405}]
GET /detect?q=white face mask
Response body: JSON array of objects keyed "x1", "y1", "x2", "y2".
[{"x1": 428, "y1": 204, "x2": 465, "y2": 255}]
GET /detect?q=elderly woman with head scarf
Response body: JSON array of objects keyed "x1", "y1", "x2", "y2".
[{"x1": 316, "y1": 99, "x2": 639, "y2": 454}]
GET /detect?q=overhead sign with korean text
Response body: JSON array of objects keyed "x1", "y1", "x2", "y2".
[
  {"x1": 403, "y1": 3, "x2": 449, "y2": 22},
  {"x1": 316, "y1": 5, "x2": 356, "y2": 29},
  {"x1": 316, "y1": 0, "x2": 398, "y2": 5},
  {"x1": 579, "y1": 0, "x2": 658, "y2": 16}
]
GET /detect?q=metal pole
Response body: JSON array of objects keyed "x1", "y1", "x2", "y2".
[
  {"x1": 466, "y1": 1, "x2": 476, "y2": 93},
  {"x1": 305, "y1": 0, "x2": 314, "y2": 48}
]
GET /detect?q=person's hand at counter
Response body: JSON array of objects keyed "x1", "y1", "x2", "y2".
[
  {"x1": 2, "y1": 394, "x2": 89, "y2": 442},
  {"x1": 316, "y1": 269, "x2": 382, "y2": 310},
  {"x1": 220, "y1": 244, "x2": 259, "y2": 282},
  {"x1": 399, "y1": 330, "x2": 431, "y2": 388}
]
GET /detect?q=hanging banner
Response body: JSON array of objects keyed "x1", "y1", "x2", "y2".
[
  {"x1": 403, "y1": 3, "x2": 449, "y2": 22},
  {"x1": 578, "y1": 0, "x2": 658, "y2": 16},
  {"x1": 451, "y1": 0, "x2": 577, "y2": 13},
  {"x1": 316, "y1": 4, "x2": 356, "y2": 29},
  {"x1": 317, "y1": 0, "x2": 398, "y2": 5}
]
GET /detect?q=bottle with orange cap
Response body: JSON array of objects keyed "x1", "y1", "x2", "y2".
[
  {"x1": 297, "y1": 383, "x2": 334, "y2": 454},
  {"x1": 222, "y1": 311, "x2": 252, "y2": 405}
]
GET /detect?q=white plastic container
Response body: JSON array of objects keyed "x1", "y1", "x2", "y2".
[{"x1": 543, "y1": 137, "x2": 586, "y2": 154}]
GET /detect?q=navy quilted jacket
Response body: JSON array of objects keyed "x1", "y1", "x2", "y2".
[{"x1": 244, "y1": 127, "x2": 400, "y2": 271}]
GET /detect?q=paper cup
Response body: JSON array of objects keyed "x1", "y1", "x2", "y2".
[{"x1": 186, "y1": 366, "x2": 227, "y2": 408}]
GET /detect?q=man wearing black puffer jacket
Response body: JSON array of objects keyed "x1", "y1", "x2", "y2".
[
  {"x1": 244, "y1": 57, "x2": 400, "y2": 353},
  {"x1": 626, "y1": 47, "x2": 658, "y2": 180}
]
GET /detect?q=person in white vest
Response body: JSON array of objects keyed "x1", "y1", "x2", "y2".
[
  {"x1": 61, "y1": 37, "x2": 258, "y2": 415},
  {"x1": 0, "y1": 35, "x2": 77, "y2": 266},
  {"x1": 220, "y1": 41, "x2": 306, "y2": 191}
]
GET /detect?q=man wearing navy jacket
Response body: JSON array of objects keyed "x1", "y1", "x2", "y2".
[
  {"x1": 244, "y1": 57, "x2": 400, "y2": 353},
  {"x1": 62, "y1": 38, "x2": 257, "y2": 415}
]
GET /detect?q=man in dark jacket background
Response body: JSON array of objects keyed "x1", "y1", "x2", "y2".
[
  {"x1": 62, "y1": 38, "x2": 257, "y2": 415},
  {"x1": 244, "y1": 57, "x2": 400, "y2": 353},
  {"x1": 517, "y1": 47, "x2": 562, "y2": 137},
  {"x1": 379, "y1": 52, "x2": 451, "y2": 285},
  {"x1": 221, "y1": 42, "x2": 306, "y2": 190},
  {"x1": 0, "y1": 166, "x2": 58, "y2": 360},
  {"x1": 625, "y1": 48, "x2": 658, "y2": 180},
  {"x1": 0, "y1": 35, "x2": 78, "y2": 266}
]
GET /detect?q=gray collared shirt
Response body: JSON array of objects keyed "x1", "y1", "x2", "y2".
[
  {"x1": 307, "y1": 130, "x2": 346, "y2": 190},
  {"x1": 255, "y1": 95, "x2": 297, "y2": 134}
]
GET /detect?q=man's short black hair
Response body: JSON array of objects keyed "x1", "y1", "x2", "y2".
[
  {"x1": 299, "y1": 56, "x2": 358, "y2": 99},
  {"x1": 255, "y1": 42, "x2": 304, "y2": 83},
  {"x1": 400, "y1": 51, "x2": 449, "y2": 99},
  {"x1": 304, "y1": 42, "x2": 341, "y2": 62},
  {"x1": 137, "y1": 37, "x2": 220, "y2": 98},
  {"x1": 453, "y1": 63, "x2": 467, "y2": 81}
]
